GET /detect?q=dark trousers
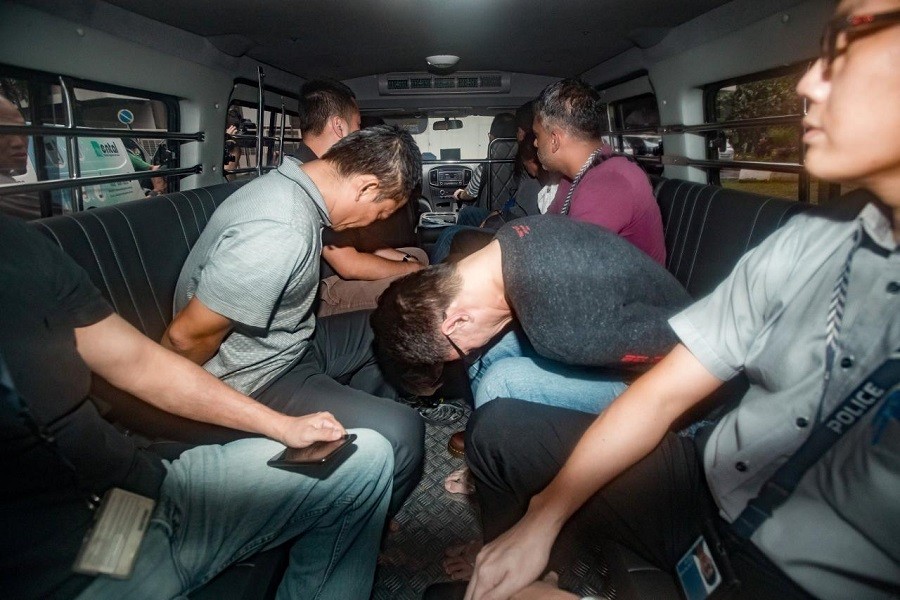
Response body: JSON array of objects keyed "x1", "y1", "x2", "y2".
[
  {"x1": 466, "y1": 398, "x2": 815, "y2": 599},
  {"x1": 256, "y1": 310, "x2": 424, "y2": 516}
]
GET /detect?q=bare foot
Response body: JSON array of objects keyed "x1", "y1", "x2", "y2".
[
  {"x1": 442, "y1": 539, "x2": 482, "y2": 580},
  {"x1": 444, "y1": 467, "x2": 475, "y2": 495}
]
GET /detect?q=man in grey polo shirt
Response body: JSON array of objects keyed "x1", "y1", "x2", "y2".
[
  {"x1": 461, "y1": 2, "x2": 900, "y2": 599},
  {"x1": 162, "y1": 125, "x2": 425, "y2": 514}
]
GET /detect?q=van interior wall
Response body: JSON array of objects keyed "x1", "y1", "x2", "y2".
[
  {"x1": 0, "y1": 0, "x2": 306, "y2": 189},
  {"x1": 583, "y1": 0, "x2": 836, "y2": 182}
]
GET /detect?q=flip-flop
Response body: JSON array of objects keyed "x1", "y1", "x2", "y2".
[{"x1": 443, "y1": 467, "x2": 475, "y2": 495}]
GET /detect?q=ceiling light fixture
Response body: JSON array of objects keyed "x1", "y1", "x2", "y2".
[{"x1": 426, "y1": 54, "x2": 460, "y2": 69}]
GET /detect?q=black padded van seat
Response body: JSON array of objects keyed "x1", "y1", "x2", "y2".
[
  {"x1": 30, "y1": 183, "x2": 242, "y2": 342},
  {"x1": 653, "y1": 178, "x2": 812, "y2": 299}
]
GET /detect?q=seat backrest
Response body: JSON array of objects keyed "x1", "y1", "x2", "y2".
[
  {"x1": 480, "y1": 137, "x2": 519, "y2": 212},
  {"x1": 29, "y1": 182, "x2": 244, "y2": 342},
  {"x1": 653, "y1": 178, "x2": 813, "y2": 299}
]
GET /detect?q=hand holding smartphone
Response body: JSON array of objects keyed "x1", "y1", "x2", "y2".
[{"x1": 267, "y1": 433, "x2": 357, "y2": 473}]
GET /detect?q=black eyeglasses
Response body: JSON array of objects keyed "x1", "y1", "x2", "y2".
[
  {"x1": 820, "y1": 9, "x2": 900, "y2": 71},
  {"x1": 443, "y1": 332, "x2": 482, "y2": 363},
  {"x1": 444, "y1": 332, "x2": 467, "y2": 360}
]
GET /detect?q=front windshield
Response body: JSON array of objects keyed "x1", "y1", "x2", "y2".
[{"x1": 384, "y1": 115, "x2": 496, "y2": 161}]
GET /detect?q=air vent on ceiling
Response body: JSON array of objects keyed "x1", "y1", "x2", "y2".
[{"x1": 379, "y1": 72, "x2": 510, "y2": 95}]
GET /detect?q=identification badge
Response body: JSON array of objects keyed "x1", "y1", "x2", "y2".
[
  {"x1": 73, "y1": 488, "x2": 155, "y2": 579},
  {"x1": 675, "y1": 531, "x2": 738, "y2": 600}
]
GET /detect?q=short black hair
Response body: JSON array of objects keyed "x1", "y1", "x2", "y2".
[
  {"x1": 489, "y1": 112, "x2": 517, "y2": 138},
  {"x1": 298, "y1": 78, "x2": 358, "y2": 135},
  {"x1": 515, "y1": 100, "x2": 534, "y2": 135},
  {"x1": 534, "y1": 78, "x2": 605, "y2": 141},
  {"x1": 322, "y1": 124, "x2": 422, "y2": 203}
]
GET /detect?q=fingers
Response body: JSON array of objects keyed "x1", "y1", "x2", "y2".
[{"x1": 311, "y1": 412, "x2": 346, "y2": 438}]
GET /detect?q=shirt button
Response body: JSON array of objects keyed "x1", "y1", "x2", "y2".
[
  {"x1": 887, "y1": 281, "x2": 900, "y2": 294},
  {"x1": 735, "y1": 461, "x2": 748, "y2": 472},
  {"x1": 840, "y1": 357, "x2": 854, "y2": 368},
  {"x1": 796, "y1": 417, "x2": 809, "y2": 428}
]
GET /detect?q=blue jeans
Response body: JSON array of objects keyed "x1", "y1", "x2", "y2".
[
  {"x1": 468, "y1": 329, "x2": 628, "y2": 414},
  {"x1": 78, "y1": 430, "x2": 393, "y2": 600}
]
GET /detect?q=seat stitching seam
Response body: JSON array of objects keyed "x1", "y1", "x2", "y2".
[
  {"x1": 64, "y1": 215, "x2": 121, "y2": 314},
  {"x1": 113, "y1": 205, "x2": 168, "y2": 328},
  {"x1": 94, "y1": 213, "x2": 149, "y2": 334}
]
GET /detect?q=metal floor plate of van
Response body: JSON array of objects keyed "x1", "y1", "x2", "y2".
[{"x1": 374, "y1": 404, "x2": 480, "y2": 599}]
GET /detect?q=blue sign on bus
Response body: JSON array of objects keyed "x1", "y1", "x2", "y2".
[{"x1": 117, "y1": 108, "x2": 135, "y2": 125}]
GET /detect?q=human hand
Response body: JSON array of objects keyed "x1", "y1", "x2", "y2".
[
  {"x1": 464, "y1": 514, "x2": 556, "y2": 600},
  {"x1": 226, "y1": 125, "x2": 238, "y2": 137},
  {"x1": 452, "y1": 188, "x2": 467, "y2": 200},
  {"x1": 149, "y1": 164, "x2": 167, "y2": 194},
  {"x1": 275, "y1": 411, "x2": 346, "y2": 449}
]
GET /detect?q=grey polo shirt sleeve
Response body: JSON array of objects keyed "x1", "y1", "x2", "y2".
[
  {"x1": 194, "y1": 221, "x2": 304, "y2": 330},
  {"x1": 669, "y1": 224, "x2": 803, "y2": 381}
]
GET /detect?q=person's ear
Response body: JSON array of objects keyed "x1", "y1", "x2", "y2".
[
  {"x1": 353, "y1": 174, "x2": 380, "y2": 202},
  {"x1": 550, "y1": 128, "x2": 561, "y2": 153},
  {"x1": 441, "y1": 311, "x2": 470, "y2": 337},
  {"x1": 331, "y1": 115, "x2": 347, "y2": 139}
]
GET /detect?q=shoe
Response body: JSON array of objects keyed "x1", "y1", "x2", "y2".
[{"x1": 447, "y1": 430, "x2": 465, "y2": 457}]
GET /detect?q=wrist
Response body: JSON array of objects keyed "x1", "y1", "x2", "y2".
[
  {"x1": 526, "y1": 491, "x2": 568, "y2": 535},
  {"x1": 267, "y1": 412, "x2": 293, "y2": 445}
]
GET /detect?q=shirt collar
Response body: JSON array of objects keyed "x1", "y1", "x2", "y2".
[
  {"x1": 858, "y1": 202, "x2": 896, "y2": 253},
  {"x1": 276, "y1": 157, "x2": 332, "y2": 227}
]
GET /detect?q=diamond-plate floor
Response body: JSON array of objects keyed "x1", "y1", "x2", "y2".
[{"x1": 373, "y1": 403, "x2": 480, "y2": 599}]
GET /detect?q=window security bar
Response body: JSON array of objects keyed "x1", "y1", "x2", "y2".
[
  {"x1": 660, "y1": 155, "x2": 804, "y2": 174},
  {"x1": 0, "y1": 165, "x2": 203, "y2": 195},
  {"x1": 256, "y1": 66, "x2": 265, "y2": 177},
  {"x1": 421, "y1": 158, "x2": 515, "y2": 165},
  {"x1": 0, "y1": 123, "x2": 204, "y2": 141}
]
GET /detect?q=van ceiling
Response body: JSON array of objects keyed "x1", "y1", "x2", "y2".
[{"x1": 100, "y1": 0, "x2": 734, "y2": 80}]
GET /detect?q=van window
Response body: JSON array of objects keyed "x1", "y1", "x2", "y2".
[
  {"x1": 0, "y1": 70, "x2": 181, "y2": 219},
  {"x1": 224, "y1": 82, "x2": 300, "y2": 179},
  {"x1": 704, "y1": 67, "x2": 817, "y2": 201},
  {"x1": 395, "y1": 115, "x2": 496, "y2": 161},
  {"x1": 608, "y1": 94, "x2": 663, "y2": 175}
]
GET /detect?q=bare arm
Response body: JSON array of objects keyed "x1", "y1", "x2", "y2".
[
  {"x1": 160, "y1": 296, "x2": 232, "y2": 365},
  {"x1": 79, "y1": 312, "x2": 345, "y2": 447},
  {"x1": 322, "y1": 244, "x2": 422, "y2": 280},
  {"x1": 466, "y1": 344, "x2": 724, "y2": 600}
]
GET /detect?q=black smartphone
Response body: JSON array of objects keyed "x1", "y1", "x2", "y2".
[{"x1": 267, "y1": 433, "x2": 356, "y2": 471}]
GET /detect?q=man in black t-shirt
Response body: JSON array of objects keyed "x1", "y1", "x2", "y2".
[
  {"x1": 0, "y1": 214, "x2": 393, "y2": 599},
  {"x1": 373, "y1": 215, "x2": 690, "y2": 412}
]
